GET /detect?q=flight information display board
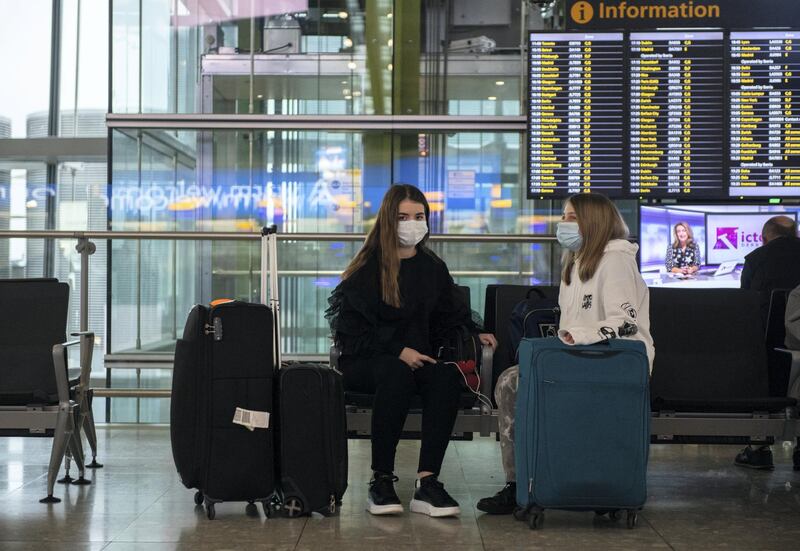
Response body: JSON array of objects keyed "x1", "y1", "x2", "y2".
[
  {"x1": 528, "y1": 32, "x2": 626, "y2": 197},
  {"x1": 629, "y1": 32, "x2": 725, "y2": 197},
  {"x1": 730, "y1": 31, "x2": 800, "y2": 197}
]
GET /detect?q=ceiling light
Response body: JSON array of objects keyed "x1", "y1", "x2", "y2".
[
  {"x1": 353, "y1": 91, "x2": 362, "y2": 97},
  {"x1": 344, "y1": 95, "x2": 353, "y2": 100},
  {"x1": 495, "y1": 80, "x2": 505, "y2": 86},
  {"x1": 343, "y1": 88, "x2": 351, "y2": 94},
  {"x1": 387, "y1": 39, "x2": 393, "y2": 47},
  {"x1": 488, "y1": 96, "x2": 497, "y2": 101},
  {"x1": 387, "y1": 63, "x2": 393, "y2": 71},
  {"x1": 347, "y1": 61, "x2": 357, "y2": 70},
  {"x1": 339, "y1": 11, "x2": 348, "y2": 19},
  {"x1": 387, "y1": 13, "x2": 393, "y2": 19},
  {"x1": 343, "y1": 37, "x2": 353, "y2": 48},
  {"x1": 257, "y1": 94, "x2": 263, "y2": 99}
]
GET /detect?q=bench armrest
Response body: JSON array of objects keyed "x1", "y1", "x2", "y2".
[
  {"x1": 330, "y1": 343, "x2": 342, "y2": 372},
  {"x1": 481, "y1": 343, "x2": 495, "y2": 414}
]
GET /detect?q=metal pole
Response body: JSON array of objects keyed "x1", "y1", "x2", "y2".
[
  {"x1": 76, "y1": 237, "x2": 95, "y2": 333},
  {"x1": 0, "y1": 230, "x2": 558, "y2": 243}
]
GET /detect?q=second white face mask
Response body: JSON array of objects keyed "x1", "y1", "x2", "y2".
[{"x1": 398, "y1": 220, "x2": 428, "y2": 247}]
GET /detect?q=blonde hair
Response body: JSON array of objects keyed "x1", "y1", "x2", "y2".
[
  {"x1": 341, "y1": 184, "x2": 430, "y2": 307},
  {"x1": 671, "y1": 221, "x2": 695, "y2": 249},
  {"x1": 561, "y1": 194, "x2": 629, "y2": 285}
]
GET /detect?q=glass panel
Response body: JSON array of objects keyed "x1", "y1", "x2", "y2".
[
  {"x1": 0, "y1": 1, "x2": 53, "y2": 137},
  {"x1": 0, "y1": 161, "x2": 108, "y2": 378},
  {"x1": 108, "y1": 128, "x2": 611, "y2": 356},
  {"x1": 60, "y1": 0, "x2": 110, "y2": 136},
  {"x1": 108, "y1": 1, "x2": 571, "y2": 117},
  {"x1": 0, "y1": 163, "x2": 49, "y2": 276}
]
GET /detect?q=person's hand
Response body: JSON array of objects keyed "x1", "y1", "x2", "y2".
[
  {"x1": 561, "y1": 332, "x2": 575, "y2": 345},
  {"x1": 399, "y1": 347, "x2": 436, "y2": 370},
  {"x1": 681, "y1": 266, "x2": 689, "y2": 275},
  {"x1": 478, "y1": 333, "x2": 498, "y2": 349}
]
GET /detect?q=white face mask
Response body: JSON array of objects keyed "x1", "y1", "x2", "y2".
[{"x1": 397, "y1": 220, "x2": 428, "y2": 247}]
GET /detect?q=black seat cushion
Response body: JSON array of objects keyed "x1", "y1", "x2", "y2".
[{"x1": 345, "y1": 391, "x2": 478, "y2": 410}]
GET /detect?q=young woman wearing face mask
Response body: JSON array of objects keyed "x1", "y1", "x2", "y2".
[
  {"x1": 326, "y1": 184, "x2": 497, "y2": 518},
  {"x1": 476, "y1": 193, "x2": 654, "y2": 515}
]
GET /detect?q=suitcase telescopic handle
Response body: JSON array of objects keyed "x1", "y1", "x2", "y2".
[{"x1": 261, "y1": 225, "x2": 281, "y2": 367}]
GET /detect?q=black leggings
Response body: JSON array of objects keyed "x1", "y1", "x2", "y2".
[{"x1": 341, "y1": 354, "x2": 462, "y2": 476}]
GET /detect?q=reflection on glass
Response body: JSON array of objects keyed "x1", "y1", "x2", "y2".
[{"x1": 110, "y1": 0, "x2": 530, "y2": 116}]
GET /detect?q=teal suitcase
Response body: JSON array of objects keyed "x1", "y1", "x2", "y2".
[{"x1": 514, "y1": 338, "x2": 650, "y2": 529}]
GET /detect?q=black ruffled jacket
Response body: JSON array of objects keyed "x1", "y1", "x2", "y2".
[{"x1": 325, "y1": 249, "x2": 480, "y2": 359}]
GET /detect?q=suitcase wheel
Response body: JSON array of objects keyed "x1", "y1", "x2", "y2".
[
  {"x1": 513, "y1": 507, "x2": 528, "y2": 522},
  {"x1": 263, "y1": 501, "x2": 274, "y2": 519},
  {"x1": 626, "y1": 510, "x2": 638, "y2": 529},
  {"x1": 284, "y1": 496, "x2": 304, "y2": 518},
  {"x1": 528, "y1": 510, "x2": 544, "y2": 530},
  {"x1": 245, "y1": 501, "x2": 259, "y2": 516},
  {"x1": 205, "y1": 503, "x2": 216, "y2": 520},
  {"x1": 193, "y1": 491, "x2": 203, "y2": 506}
]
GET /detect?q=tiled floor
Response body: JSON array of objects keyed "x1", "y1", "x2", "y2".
[{"x1": 2, "y1": 427, "x2": 800, "y2": 550}]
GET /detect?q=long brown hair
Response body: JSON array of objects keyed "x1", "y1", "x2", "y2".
[
  {"x1": 671, "y1": 221, "x2": 695, "y2": 248},
  {"x1": 341, "y1": 184, "x2": 431, "y2": 307},
  {"x1": 561, "y1": 194, "x2": 629, "y2": 285}
]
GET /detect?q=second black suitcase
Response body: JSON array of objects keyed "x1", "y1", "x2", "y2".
[{"x1": 277, "y1": 363, "x2": 348, "y2": 516}]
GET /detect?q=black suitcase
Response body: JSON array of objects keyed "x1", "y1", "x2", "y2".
[
  {"x1": 171, "y1": 226, "x2": 283, "y2": 520},
  {"x1": 170, "y1": 300, "x2": 277, "y2": 519},
  {"x1": 277, "y1": 362, "x2": 348, "y2": 517}
]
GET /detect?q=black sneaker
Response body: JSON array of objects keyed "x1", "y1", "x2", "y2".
[
  {"x1": 409, "y1": 475, "x2": 461, "y2": 518},
  {"x1": 476, "y1": 482, "x2": 517, "y2": 515},
  {"x1": 735, "y1": 445, "x2": 775, "y2": 470},
  {"x1": 367, "y1": 472, "x2": 404, "y2": 515}
]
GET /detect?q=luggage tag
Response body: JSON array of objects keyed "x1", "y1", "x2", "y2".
[{"x1": 232, "y1": 407, "x2": 270, "y2": 431}]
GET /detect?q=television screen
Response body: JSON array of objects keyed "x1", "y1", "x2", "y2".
[
  {"x1": 639, "y1": 203, "x2": 800, "y2": 288},
  {"x1": 527, "y1": 32, "x2": 626, "y2": 198},
  {"x1": 629, "y1": 31, "x2": 726, "y2": 199},
  {"x1": 729, "y1": 31, "x2": 800, "y2": 197},
  {"x1": 526, "y1": 30, "x2": 800, "y2": 199}
]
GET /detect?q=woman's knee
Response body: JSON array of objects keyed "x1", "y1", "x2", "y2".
[
  {"x1": 374, "y1": 357, "x2": 416, "y2": 393},
  {"x1": 420, "y1": 362, "x2": 462, "y2": 392},
  {"x1": 494, "y1": 365, "x2": 519, "y2": 406}
]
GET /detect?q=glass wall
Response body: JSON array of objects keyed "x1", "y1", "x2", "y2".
[
  {"x1": 107, "y1": 127, "x2": 570, "y2": 358},
  {"x1": 0, "y1": 1, "x2": 53, "y2": 138},
  {"x1": 109, "y1": 0, "x2": 538, "y2": 116}
]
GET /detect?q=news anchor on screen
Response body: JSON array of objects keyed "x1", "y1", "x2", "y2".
[{"x1": 665, "y1": 222, "x2": 701, "y2": 275}]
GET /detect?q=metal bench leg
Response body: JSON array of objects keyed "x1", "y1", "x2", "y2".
[
  {"x1": 69, "y1": 410, "x2": 90, "y2": 486},
  {"x1": 82, "y1": 407, "x2": 102, "y2": 468},
  {"x1": 40, "y1": 406, "x2": 72, "y2": 503}
]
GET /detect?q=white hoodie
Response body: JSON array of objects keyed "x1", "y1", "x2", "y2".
[{"x1": 557, "y1": 239, "x2": 655, "y2": 372}]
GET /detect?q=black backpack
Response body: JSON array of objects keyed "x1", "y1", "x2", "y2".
[{"x1": 507, "y1": 288, "x2": 560, "y2": 363}]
